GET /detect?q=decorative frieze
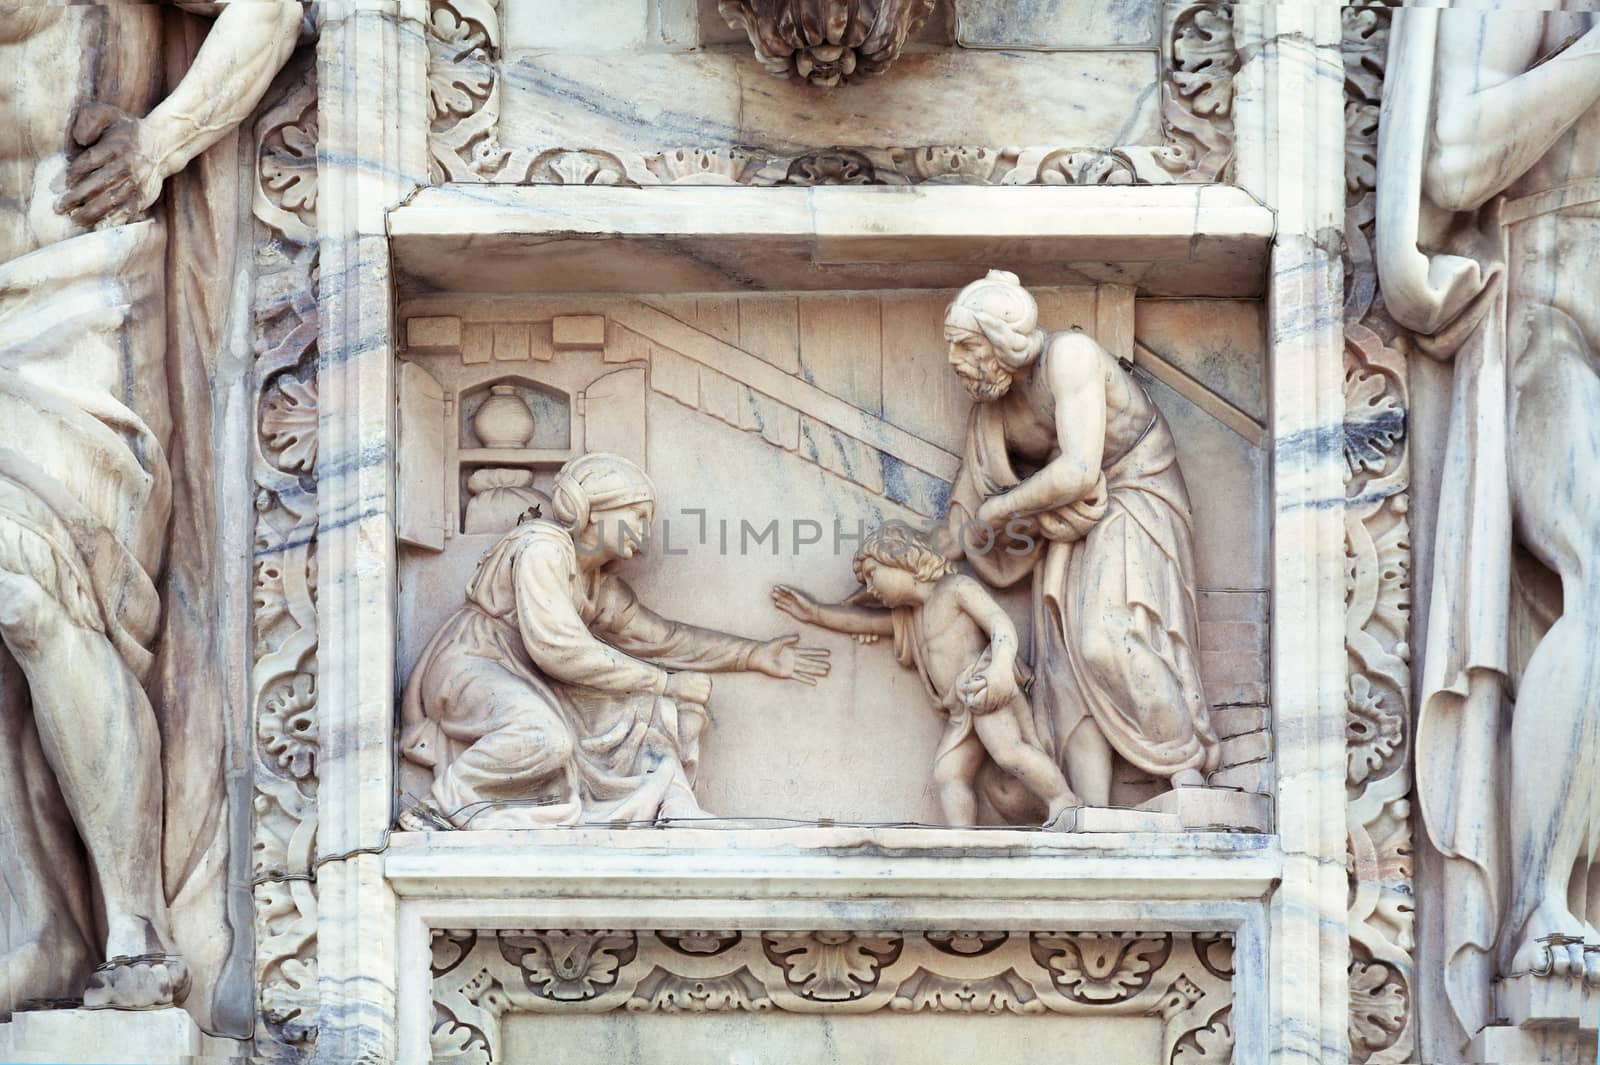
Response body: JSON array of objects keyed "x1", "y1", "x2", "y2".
[
  {"x1": 431, "y1": 930, "x2": 1235, "y2": 1065},
  {"x1": 426, "y1": 0, "x2": 1239, "y2": 186},
  {"x1": 1341, "y1": 7, "x2": 1415, "y2": 1063},
  {"x1": 250, "y1": 60, "x2": 323, "y2": 1061}
]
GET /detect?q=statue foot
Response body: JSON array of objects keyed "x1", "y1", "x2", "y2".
[
  {"x1": 1509, "y1": 899, "x2": 1588, "y2": 978},
  {"x1": 81, "y1": 953, "x2": 190, "y2": 1011}
]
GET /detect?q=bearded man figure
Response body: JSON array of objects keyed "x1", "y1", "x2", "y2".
[
  {"x1": 0, "y1": 0, "x2": 300, "y2": 1034},
  {"x1": 940, "y1": 271, "x2": 1219, "y2": 813}
]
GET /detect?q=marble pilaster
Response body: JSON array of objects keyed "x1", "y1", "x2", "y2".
[
  {"x1": 312, "y1": 0, "x2": 430, "y2": 1059},
  {"x1": 1233, "y1": 4, "x2": 1354, "y2": 1064}
]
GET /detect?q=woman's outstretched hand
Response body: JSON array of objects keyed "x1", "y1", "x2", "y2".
[{"x1": 750, "y1": 634, "x2": 831, "y2": 686}]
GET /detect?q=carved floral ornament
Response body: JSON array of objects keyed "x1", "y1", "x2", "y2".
[
  {"x1": 425, "y1": 0, "x2": 1237, "y2": 184},
  {"x1": 716, "y1": 0, "x2": 936, "y2": 86},
  {"x1": 250, "y1": 59, "x2": 323, "y2": 1056},
  {"x1": 431, "y1": 930, "x2": 1235, "y2": 1065},
  {"x1": 1340, "y1": 5, "x2": 1416, "y2": 1062}
]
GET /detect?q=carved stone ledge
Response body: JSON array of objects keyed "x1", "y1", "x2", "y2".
[{"x1": 387, "y1": 184, "x2": 1276, "y2": 298}]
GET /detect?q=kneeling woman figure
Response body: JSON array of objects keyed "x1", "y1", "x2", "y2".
[{"x1": 401, "y1": 452, "x2": 828, "y2": 828}]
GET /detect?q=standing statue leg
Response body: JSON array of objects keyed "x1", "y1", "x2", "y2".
[
  {"x1": 0, "y1": 644, "x2": 94, "y2": 1016},
  {"x1": 1059, "y1": 718, "x2": 1114, "y2": 808},
  {"x1": 0, "y1": 568, "x2": 186, "y2": 1007},
  {"x1": 1501, "y1": 310, "x2": 1600, "y2": 983}
]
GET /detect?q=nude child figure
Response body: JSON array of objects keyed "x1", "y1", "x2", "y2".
[{"x1": 773, "y1": 522, "x2": 1078, "y2": 830}]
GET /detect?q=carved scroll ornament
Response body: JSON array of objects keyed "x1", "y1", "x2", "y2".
[{"x1": 251, "y1": 62, "x2": 322, "y2": 1056}]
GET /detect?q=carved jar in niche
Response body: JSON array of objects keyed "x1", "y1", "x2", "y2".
[
  {"x1": 473, "y1": 384, "x2": 537, "y2": 449},
  {"x1": 717, "y1": 0, "x2": 937, "y2": 86}
]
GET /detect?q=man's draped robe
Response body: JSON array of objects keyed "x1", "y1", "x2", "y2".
[
  {"x1": 0, "y1": 5, "x2": 247, "y2": 1034},
  {"x1": 948, "y1": 395, "x2": 1219, "y2": 789}
]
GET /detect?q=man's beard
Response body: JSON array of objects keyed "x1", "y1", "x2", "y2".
[{"x1": 962, "y1": 362, "x2": 1014, "y2": 402}]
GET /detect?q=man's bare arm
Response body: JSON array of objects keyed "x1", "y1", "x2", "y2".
[
  {"x1": 1428, "y1": 10, "x2": 1600, "y2": 211},
  {"x1": 58, "y1": 0, "x2": 301, "y2": 226},
  {"x1": 980, "y1": 336, "x2": 1105, "y2": 523},
  {"x1": 148, "y1": 0, "x2": 303, "y2": 178}
]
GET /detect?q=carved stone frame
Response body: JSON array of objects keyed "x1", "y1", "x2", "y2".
[
  {"x1": 299, "y1": 3, "x2": 1356, "y2": 1063},
  {"x1": 384, "y1": 835, "x2": 1272, "y2": 1064}
]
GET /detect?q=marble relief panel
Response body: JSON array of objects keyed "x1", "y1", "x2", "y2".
[{"x1": 393, "y1": 286, "x2": 1272, "y2": 828}]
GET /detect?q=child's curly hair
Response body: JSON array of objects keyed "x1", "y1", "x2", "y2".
[{"x1": 852, "y1": 521, "x2": 953, "y2": 586}]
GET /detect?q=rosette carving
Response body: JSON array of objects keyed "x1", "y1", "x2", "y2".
[{"x1": 251, "y1": 57, "x2": 321, "y2": 1060}]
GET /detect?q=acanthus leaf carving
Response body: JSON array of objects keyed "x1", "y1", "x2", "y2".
[
  {"x1": 1030, "y1": 932, "x2": 1172, "y2": 1004},
  {"x1": 1170, "y1": 1006, "x2": 1235, "y2": 1065},
  {"x1": 503, "y1": 931, "x2": 638, "y2": 1002},
  {"x1": 627, "y1": 969, "x2": 773, "y2": 1013},
  {"x1": 427, "y1": 0, "x2": 505, "y2": 182},
  {"x1": 430, "y1": 1008, "x2": 493, "y2": 1065},
  {"x1": 1158, "y1": 2, "x2": 1238, "y2": 182},
  {"x1": 254, "y1": 76, "x2": 318, "y2": 244},
  {"x1": 426, "y1": 2, "x2": 493, "y2": 121},
  {"x1": 888, "y1": 969, "x2": 1045, "y2": 1014},
  {"x1": 260, "y1": 372, "x2": 319, "y2": 475},
  {"x1": 1345, "y1": 672, "x2": 1402, "y2": 788},
  {"x1": 761, "y1": 931, "x2": 904, "y2": 1002},
  {"x1": 1348, "y1": 954, "x2": 1410, "y2": 1061}
]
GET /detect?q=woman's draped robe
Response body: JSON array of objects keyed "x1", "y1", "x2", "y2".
[
  {"x1": 948, "y1": 397, "x2": 1219, "y2": 789},
  {"x1": 401, "y1": 521, "x2": 762, "y2": 828}
]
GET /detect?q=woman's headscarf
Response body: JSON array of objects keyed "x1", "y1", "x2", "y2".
[{"x1": 550, "y1": 452, "x2": 656, "y2": 533}]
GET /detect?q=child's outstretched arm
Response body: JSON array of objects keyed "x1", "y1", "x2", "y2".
[{"x1": 771, "y1": 585, "x2": 895, "y2": 637}]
